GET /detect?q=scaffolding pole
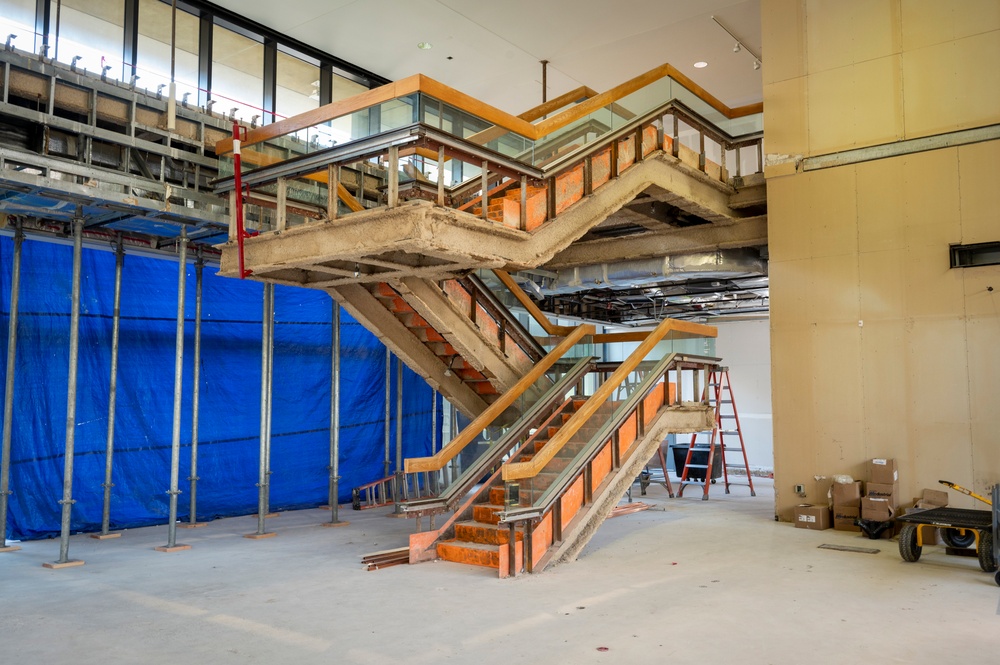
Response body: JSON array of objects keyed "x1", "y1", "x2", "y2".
[
  {"x1": 156, "y1": 229, "x2": 189, "y2": 553},
  {"x1": 94, "y1": 235, "x2": 124, "y2": 540},
  {"x1": 383, "y1": 347, "x2": 391, "y2": 479},
  {"x1": 182, "y1": 250, "x2": 205, "y2": 528},
  {"x1": 247, "y1": 282, "x2": 275, "y2": 539},
  {"x1": 323, "y1": 300, "x2": 347, "y2": 527},
  {"x1": 0, "y1": 221, "x2": 23, "y2": 553},
  {"x1": 45, "y1": 218, "x2": 85, "y2": 568}
]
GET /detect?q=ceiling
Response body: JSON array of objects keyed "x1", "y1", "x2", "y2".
[{"x1": 210, "y1": 0, "x2": 763, "y2": 115}]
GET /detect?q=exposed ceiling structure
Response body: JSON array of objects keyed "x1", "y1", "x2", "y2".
[{"x1": 213, "y1": 0, "x2": 769, "y2": 323}]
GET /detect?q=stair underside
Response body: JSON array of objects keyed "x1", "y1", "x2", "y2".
[{"x1": 218, "y1": 153, "x2": 760, "y2": 285}]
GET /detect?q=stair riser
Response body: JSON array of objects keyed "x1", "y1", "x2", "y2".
[
  {"x1": 455, "y1": 524, "x2": 521, "y2": 546},
  {"x1": 437, "y1": 542, "x2": 499, "y2": 569}
]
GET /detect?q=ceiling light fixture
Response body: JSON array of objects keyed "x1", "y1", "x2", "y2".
[
  {"x1": 733, "y1": 42, "x2": 741, "y2": 53},
  {"x1": 417, "y1": 42, "x2": 432, "y2": 50},
  {"x1": 711, "y1": 15, "x2": 762, "y2": 63},
  {"x1": 753, "y1": 60, "x2": 761, "y2": 70},
  {"x1": 693, "y1": 61, "x2": 708, "y2": 68}
]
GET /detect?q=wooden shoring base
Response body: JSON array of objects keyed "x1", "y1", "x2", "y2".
[
  {"x1": 385, "y1": 510, "x2": 409, "y2": 519},
  {"x1": 243, "y1": 532, "x2": 277, "y2": 540},
  {"x1": 0, "y1": 545, "x2": 22, "y2": 553},
  {"x1": 43, "y1": 559, "x2": 85, "y2": 569},
  {"x1": 252, "y1": 513, "x2": 280, "y2": 519},
  {"x1": 320, "y1": 520, "x2": 351, "y2": 528},
  {"x1": 177, "y1": 522, "x2": 208, "y2": 529},
  {"x1": 90, "y1": 532, "x2": 122, "y2": 540},
  {"x1": 154, "y1": 544, "x2": 192, "y2": 553}
]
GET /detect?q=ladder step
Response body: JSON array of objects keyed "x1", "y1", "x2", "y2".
[
  {"x1": 720, "y1": 414, "x2": 737, "y2": 418},
  {"x1": 719, "y1": 430, "x2": 740, "y2": 435},
  {"x1": 685, "y1": 463, "x2": 709, "y2": 469}
]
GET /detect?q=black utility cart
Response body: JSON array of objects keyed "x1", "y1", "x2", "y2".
[{"x1": 896, "y1": 484, "x2": 1000, "y2": 585}]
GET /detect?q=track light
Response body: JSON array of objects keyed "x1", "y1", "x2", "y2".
[
  {"x1": 70, "y1": 55, "x2": 82, "y2": 71},
  {"x1": 733, "y1": 42, "x2": 740, "y2": 53},
  {"x1": 5, "y1": 34, "x2": 16, "y2": 51},
  {"x1": 753, "y1": 60, "x2": 760, "y2": 71}
]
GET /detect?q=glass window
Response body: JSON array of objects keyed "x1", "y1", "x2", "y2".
[
  {"x1": 0, "y1": 0, "x2": 37, "y2": 53},
  {"x1": 50, "y1": 0, "x2": 124, "y2": 75},
  {"x1": 276, "y1": 48, "x2": 319, "y2": 120},
  {"x1": 212, "y1": 21, "x2": 263, "y2": 123},
  {"x1": 136, "y1": 0, "x2": 200, "y2": 103}
]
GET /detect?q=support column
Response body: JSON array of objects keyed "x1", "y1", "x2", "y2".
[
  {"x1": 0, "y1": 221, "x2": 24, "y2": 553},
  {"x1": 383, "y1": 347, "x2": 391, "y2": 479},
  {"x1": 93, "y1": 235, "x2": 124, "y2": 540},
  {"x1": 393, "y1": 355, "x2": 404, "y2": 511},
  {"x1": 180, "y1": 250, "x2": 206, "y2": 529},
  {"x1": 155, "y1": 229, "x2": 190, "y2": 553},
  {"x1": 246, "y1": 282, "x2": 276, "y2": 539},
  {"x1": 322, "y1": 300, "x2": 348, "y2": 527},
  {"x1": 44, "y1": 217, "x2": 85, "y2": 569}
]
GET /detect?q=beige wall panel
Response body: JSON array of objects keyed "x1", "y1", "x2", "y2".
[
  {"x1": 957, "y1": 140, "x2": 1000, "y2": 243},
  {"x1": 805, "y1": 0, "x2": 899, "y2": 73},
  {"x1": 856, "y1": 158, "x2": 906, "y2": 253},
  {"x1": 952, "y1": 2, "x2": 1000, "y2": 41},
  {"x1": 811, "y1": 323, "x2": 864, "y2": 469},
  {"x1": 851, "y1": 56, "x2": 905, "y2": 147},
  {"x1": 902, "y1": 0, "x2": 1000, "y2": 50},
  {"x1": 859, "y1": 249, "x2": 906, "y2": 321},
  {"x1": 961, "y1": 266, "x2": 1000, "y2": 318},
  {"x1": 765, "y1": 177, "x2": 811, "y2": 262},
  {"x1": 762, "y1": 78, "x2": 809, "y2": 157},
  {"x1": 860, "y1": 320, "x2": 907, "y2": 446},
  {"x1": 805, "y1": 166, "x2": 858, "y2": 257},
  {"x1": 902, "y1": 245, "x2": 964, "y2": 317},
  {"x1": 761, "y1": 0, "x2": 808, "y2": 85},
  {"x1": 965, "y1": 314, "x2": 1000, "y2": 423},
  {"x1": 901, "y1": 149, "x2": 961, "y2": 250},
  {"x1": 905, "y1": 420, "x2": 973, "y2": 505},
  {"x1": 806, "y1": 65, "x2": 856, "y2": 154},
  {"x1": 808, "y1": 254, "x2": 860, "y2": 323},
  {"x1": 905, "y1": 318, "x2": 971, "y2": 424},
  {"x1": 950, "y1": 31, "x2": 1000, "y2": 131},
  {"x1": 767, "y1": 259, "x2": 812, "y2": 327},
  {"x1": 970, "y1": 419, "x2": 1000, "y2": 497}
]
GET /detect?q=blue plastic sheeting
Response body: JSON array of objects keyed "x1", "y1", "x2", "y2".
[{"x1": 0, "y1": 236, "x2": 438, "y2": 541}]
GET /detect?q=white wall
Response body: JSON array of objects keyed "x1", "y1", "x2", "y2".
[{"x1": 714, "y1": 318, "x2": 773, "y2": 472}]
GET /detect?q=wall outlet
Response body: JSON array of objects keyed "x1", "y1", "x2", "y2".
[{"x1": 794, "y1": 484, "x2": 805, "y2": 496}]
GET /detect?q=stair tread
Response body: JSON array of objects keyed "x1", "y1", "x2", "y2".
[{"x1": 439, "y1": 539, "x2": 501, "y2": 552}]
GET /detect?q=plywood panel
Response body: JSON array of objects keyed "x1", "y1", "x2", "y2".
[
  {"x1": 806, "y1": 64, "x2": 856, "y2": 154},
  {"x1": 965, "y1": 314, "x2": 1000, "y2": 423},
  {"x1": 951, "y1": 31, "x2": 1000, "y2": 131},
  {"x1": 905, "y1": 419, "x2": 973, "y2": 507},
  {"x1": 806, "y1": 0, "x2": 900, "y2": 73},
  {"x1": 970, "y1": 418, "x2": 1000, "y2": 497},
  {"x1": 765, "y1": 177, "x2": 810, "y2": 262},
  {"x1": 860, "y1": 320, "x2": 907, "y2": 450},
  {"x1": 852, "y1": 55, "x2": 904, "y2": 147},
  {"x1": 962, "y1": 266, "x2": 1000, "y2": 318},
  {"x1": 767, "y1": 259, "x2": 812, "y2": 327},
  {"x1": 770, "y1": 323, "x2": 818, "y2": 514},
  {"x1": 958, "y1": 140, "x2": 1000, "y2": 243},
  {"x1": 805, "y1": 166, "x2": 858, "y2": 258},
  {"x1": 808, "y1": 254, "x2": 860, "y2": 324},
  {"x1": 902, "y1": 0, "x2": 1000, "y2": 51},
  {"x1": 762, "y1": 0, "x2": 808, "y2": 84},
  {"x1": 901, "y1": 149, "x2": 961, "y2": 250},
  {"x1": 762, "y1": 77, "x2": 808, "y2": 157},
  {"x1": 906, "y1": 318, "x2": 971, "y2": 424},
  {"x1": 856, "y1": 158, "x2": 905, "y2": 253},
  {"x1": 859, "y1": 249, "x2": 905, "y2": 321},
  {"x1": 902, "y1": 244, "x2": 964, "y2": 318}
]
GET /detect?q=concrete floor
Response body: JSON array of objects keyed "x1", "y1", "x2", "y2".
[{"x1": 2, "y1": 478, "x2": 998, "y2": 664}]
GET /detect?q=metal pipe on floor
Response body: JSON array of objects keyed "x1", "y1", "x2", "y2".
[
  {"x1": 383, "y1": 347, "x2": 390, "y2": 479},
  {"x1": 254, "y1": 282, "x2": 274, "y2": 535},
  {"x1": 164, "y1": 229, "x2": 188, "y2": 550},
  {"x1": 187, "y1": 250, "x2": 203, "y2": 525},
  {"x1": 326, "y1": 301, "x2": 344, "y2": 525},
  {"x1": 54, "y1": 217, "x2": 84, "y2": 565},
  {"x1": 0, "y1": 220, "x2": 23, "y2": 551},
  {"x1": 98, "y1": 235, "x2": 124, "y2": 537}
]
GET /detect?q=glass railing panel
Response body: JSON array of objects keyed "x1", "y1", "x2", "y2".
[{"x1": 530, "y1": 105, "x2": 614, "y2": 166}]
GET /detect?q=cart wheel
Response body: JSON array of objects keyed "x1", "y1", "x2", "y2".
[
  {"x1": 977, "y1": 530, "x2": 997, "y2": 573},
  {"x1": 941, "y1": 528, "x2": 976, "y2": 549},
  {"x1": 899, "y1": 524, "x2": 922, "y2": 562}
]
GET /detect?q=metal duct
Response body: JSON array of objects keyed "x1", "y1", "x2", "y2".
[{"x1": 534, "y1": 249, "x2": 767, "y2": 296}]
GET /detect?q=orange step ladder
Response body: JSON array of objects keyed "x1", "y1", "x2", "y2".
[{"x1": 677, "y1": 368, "x2": 755, "y2": 501}]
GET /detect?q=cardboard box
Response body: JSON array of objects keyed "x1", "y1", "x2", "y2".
[
  {"x1": 861, "y1": 496, "x2": 894, "y2": 522},
  {"x1": 793, "y1": 504, "x2": 831, "y2": 530},
  {"x1": 833, "y1": 506, "x2": 861, "y2": 532},
  {"x1": 913, "y1": 488, "x2": 948, "y2": 509},
  {"x1": 868, "y1": 458, "x2": 898, "y2": 484},
  {"x1": 866, "y1": 482, "x2": 899, "y2": 507},
  {"x1": 832, "y1": 481, "x2": 862, "y2": 508}
]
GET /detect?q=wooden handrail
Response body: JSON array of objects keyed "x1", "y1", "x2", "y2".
[
  {"x1": 502, "y1": 317, "x2": 716, "y2": 481},
  {"x1": 404, "y1": 323, "x2": 595, "y2": 474},
  {"x1": 216, "y1": 62, "x2": 762, "y2": 155},
  {"x1": 492, "y1": 270, "x2": 577, "y2": 336}
]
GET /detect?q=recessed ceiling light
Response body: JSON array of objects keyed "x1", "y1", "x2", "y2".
[
  {"x1": 693, "y1": 61, "x2": 708, "y2": 68},
  {"x1": 417, "y1": 42, "x2": 432, "y2": 50}
]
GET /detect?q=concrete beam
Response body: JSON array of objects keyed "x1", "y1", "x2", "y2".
[{"x1": 325, "y1": 284, "x2": 489, "y2": 419}]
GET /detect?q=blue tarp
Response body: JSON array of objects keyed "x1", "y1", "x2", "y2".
[{"x1": 0, "y1": 236, "x2": 437, "y2": 541}]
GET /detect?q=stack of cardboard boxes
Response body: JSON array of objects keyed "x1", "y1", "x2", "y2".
[
  {"x1": 860, "y1": 458, "x2": 898, "y2": 534},
  {"x1": 832, "y1": 479, "x2": 863, "y2": 531}
]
